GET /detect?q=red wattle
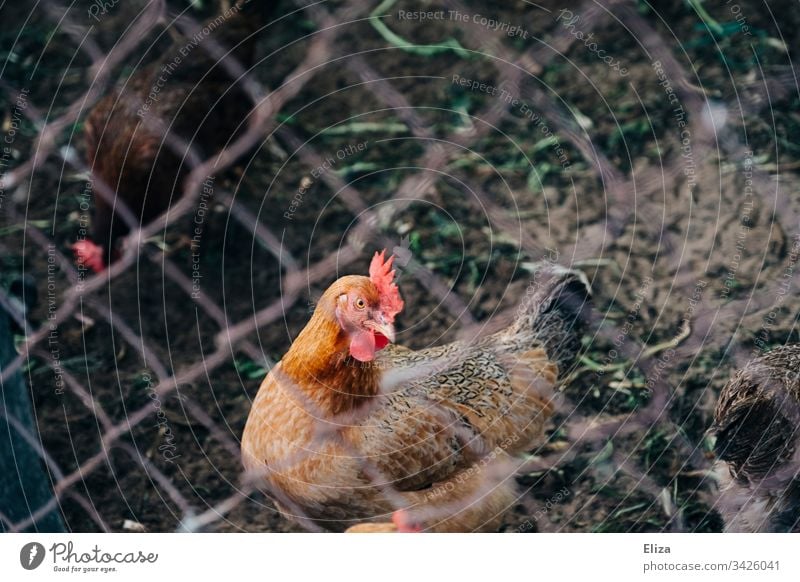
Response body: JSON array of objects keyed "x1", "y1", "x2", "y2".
[
  {"x1": 374, "y1": 332, "x2": 389, "y2": 350},
  {"x1": 349, "y1": 330, "x2": 376, "y2": 362}
]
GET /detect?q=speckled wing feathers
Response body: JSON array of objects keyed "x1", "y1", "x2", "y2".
[{"x1": 242, "y1": 269, "x2": 590, "y2": 531}]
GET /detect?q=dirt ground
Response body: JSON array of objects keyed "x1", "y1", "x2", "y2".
[{"x1": 2, "y1": 0, "x2": 800, "y2": 533}]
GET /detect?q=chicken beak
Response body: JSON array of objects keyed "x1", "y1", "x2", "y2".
[
  {"x1": 370, "y1": 314, "x2": 396, "y2": 343},
  {"x1": 374, "y1": 322, "x2": 396, "y2": 344}
]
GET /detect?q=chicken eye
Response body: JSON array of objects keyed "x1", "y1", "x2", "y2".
[{"x1": 354, "y1": 298, "x2": 366, "y2": 310}]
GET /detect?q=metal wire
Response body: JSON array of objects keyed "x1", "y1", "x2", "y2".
[{"x1": 1, "y1": 0, "x2": 797, "y2": 533}]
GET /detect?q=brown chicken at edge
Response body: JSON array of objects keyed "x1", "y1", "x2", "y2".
[
  {"x1": 241, "y1": 251, "x2": 591, "y2": 532},
  {"x1": 712, "y1": 345, "x2": 800, "y2": 532},
  {"x1": 74, "y1": 0, "x2": 276, "y2": 271}
]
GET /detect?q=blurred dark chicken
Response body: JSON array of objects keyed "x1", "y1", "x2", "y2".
[
  {"x1": 74, "y1": 0, "x2": 275, "y2": 271},
  {"x1": 712, "y1": 345, "x2": 800, "y2": 532}
]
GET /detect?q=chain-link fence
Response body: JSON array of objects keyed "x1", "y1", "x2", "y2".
[{"x1": 1, "y1": 0, "x2": 799, "y2": 533}]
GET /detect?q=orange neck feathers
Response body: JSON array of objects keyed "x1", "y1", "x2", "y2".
[{"x1": 280, "y1": 276, "x2": 383, "y2": 416}]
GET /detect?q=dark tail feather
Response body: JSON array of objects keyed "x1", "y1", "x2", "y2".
[
  {"x1": 712, "y1": 349, "x2": 800, "y2": 531},
  {"x1": 506, "y1": 266, "x2": 592, "y2": 376},
  {"x1": 713, "y1": 398, "x2": 796, "y2": 480}
]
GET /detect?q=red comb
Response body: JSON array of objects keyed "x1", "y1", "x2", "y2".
[
  {"x1": 369, "y1": 250, "x2": 404, "y2": 322},
  {"x1": 72, "y1": 240, "x2": 106, "y2": 273}
]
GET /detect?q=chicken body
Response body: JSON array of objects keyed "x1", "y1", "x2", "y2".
[
  {"x1": 79, "y1": 0, "x2": 273, "y2": 269},
  {"x1": 712, "y1": 345, "x2": 800, "y2": 532},
  {"x1": 242, "y1": 267, "x2": 590, "y2": 532}
]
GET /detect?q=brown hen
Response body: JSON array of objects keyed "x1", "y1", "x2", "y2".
[
  {"x1": 242, "y1": 251, "x2": 591, "y2": 532},
  {"x1": 75, "y1": 0, "x2": 275, "y2": 271}
]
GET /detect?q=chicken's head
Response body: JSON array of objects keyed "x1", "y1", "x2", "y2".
[
  {"x1": 334, "y1": 250, "x2": 404, "y2": 362},
  {"x1": 72, "y1": 240, "x2": 106, "y2": 273}
]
